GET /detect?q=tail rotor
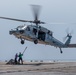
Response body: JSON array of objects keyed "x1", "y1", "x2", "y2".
[{"x1": 63, "y1": 28, "x2": 73, "y2": 42}]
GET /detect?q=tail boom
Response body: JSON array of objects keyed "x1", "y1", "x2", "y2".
[{"x1": 67, "y1": 44, "x2": 76, "y2": 48}]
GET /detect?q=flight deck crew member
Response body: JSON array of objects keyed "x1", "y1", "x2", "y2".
[
  {"x1": 18, "y1": 52, "x2": 23, "y2": 64},
  {"x1": 15, "y1": 53, "x2": 18, "y2": 64}
]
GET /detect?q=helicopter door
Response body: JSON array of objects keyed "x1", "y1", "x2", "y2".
[
  {"x1": 33, "y1": 28, "x2": 37, "y2": 35},
  {"x1": 38, "y1": 31, "x2": 46, "y2": 41}
]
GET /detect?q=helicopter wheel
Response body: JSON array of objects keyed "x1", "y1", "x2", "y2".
[
  {"x1": 21, "y1": 40, "x2": 24, "y2": 44},
  {"x1": 60, "y1": 48, "x2": 63, "y2": 54},
  {"x1": 34, "y1": 39, "x2": 38, "y2": 44},
  {"x1": 60, "y1": 50, "x2": 63, "y2": 54}
]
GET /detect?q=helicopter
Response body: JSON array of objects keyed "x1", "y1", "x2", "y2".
[{"x1": 0, "y1": 5, "x2": 76, "y2": 54}]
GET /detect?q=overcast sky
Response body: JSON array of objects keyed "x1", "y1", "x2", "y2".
[{"x1": 0, "y1": 0, "x2": 76, "y2": 61}]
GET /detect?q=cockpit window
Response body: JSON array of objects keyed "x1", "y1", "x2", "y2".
[
  {"x1": 17, "y1": 25, "x2": 27, "y2": 30},
  {"x1": 22, "y1": 26, "x2": 27, "y2": 29},
  {"x1": 19, "y1": 30, "x2": 24, "y2": 34},
  {"x1": 17, "y1": 26, "x2": 24, "y2": 30}
]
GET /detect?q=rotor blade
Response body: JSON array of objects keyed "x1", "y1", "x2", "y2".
[
  {"x1": 31, "y1": 5, "x2": 41, "y2": 21},
  {"x1": 0, "y1": 16, "x2": 33, "y2": 23},
  {"x1": 40, "y1": 22, "x2": 46, "y2": 24},
  {"x1": 49, "y1": 22, "x2": 76, "y2": 25}
]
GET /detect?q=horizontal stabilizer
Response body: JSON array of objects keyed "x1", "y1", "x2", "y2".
[{"x1": 68, "y1": 44, "x2": 76, "y2": 48}]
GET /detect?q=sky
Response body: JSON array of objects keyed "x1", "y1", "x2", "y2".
[{"x1": 0, "y1": 0, "x2": 76, "y2": 61}]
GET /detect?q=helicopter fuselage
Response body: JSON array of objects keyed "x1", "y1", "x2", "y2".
[{"x1": 9, "y1": 25, "x2": 65, "y2": 48}]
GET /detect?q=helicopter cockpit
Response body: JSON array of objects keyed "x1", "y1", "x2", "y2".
[
  {"x1": 9, "y1": 25, "x2": 27, "y2": 35},
  {"x1": 15, "y1": 25, "x2": 27, "y2": 34}
]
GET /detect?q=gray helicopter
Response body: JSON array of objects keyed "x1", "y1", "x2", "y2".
[{"x1": 0, "y1": 5, "x2": 76, "y2": 53}]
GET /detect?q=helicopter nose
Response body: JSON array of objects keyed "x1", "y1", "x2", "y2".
[{"x1": 9, "y1": 30, "x2": 17, "y2": 35}]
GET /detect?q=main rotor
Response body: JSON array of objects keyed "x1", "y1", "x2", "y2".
[
  {"x1": 31, "y1": 5, "x2": 45, "y2": 25},
  {"x1": 0, "y1": 5, "x2": 45, "y2": 25}
]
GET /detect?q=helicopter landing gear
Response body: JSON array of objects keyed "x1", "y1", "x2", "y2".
[
  {"x1": 20, "y1": 36, "x2": 25, "y2": 44},
  {"x1": 34, "y1": 39, "x2": 38, "y2": 44},
  {"x1": 60, "y1": 48, "x2": 63, "y2": 54},
  {"x1": 21, "y1": 40, "x2": 25, "y2": 44}
]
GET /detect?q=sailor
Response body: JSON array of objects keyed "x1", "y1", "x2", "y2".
[
  {"x1": 15, "y1": 53, "x2": 18, "y2": 64},
  {"x1": 18, "y1": 52, "x2": 23, "y2": 64}
]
